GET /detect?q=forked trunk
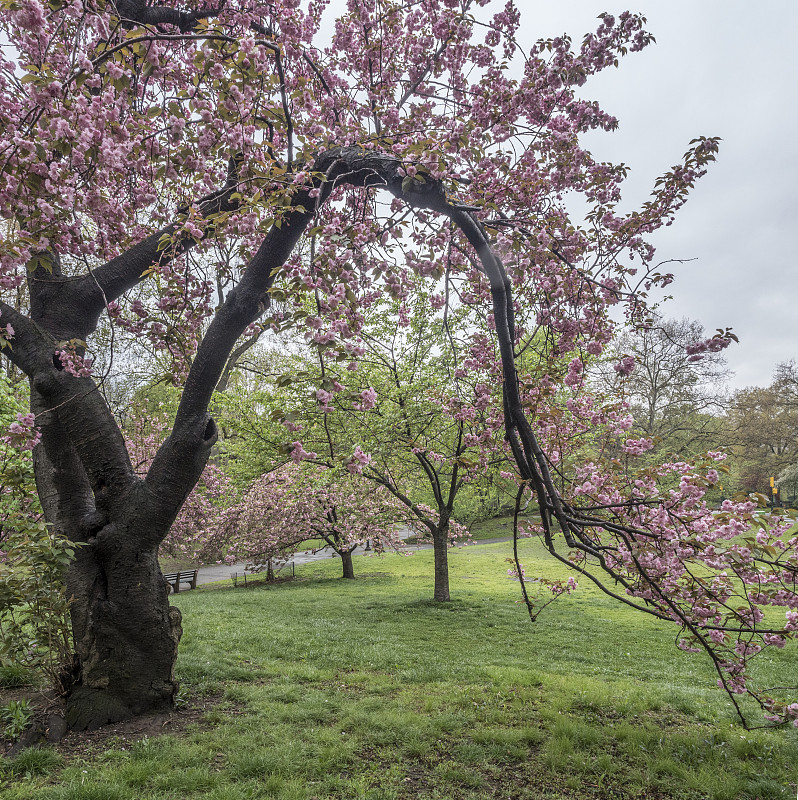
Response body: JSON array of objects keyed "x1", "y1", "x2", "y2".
[{"x1": 31, "y1": 390, "x2": 184, "y2": 731}]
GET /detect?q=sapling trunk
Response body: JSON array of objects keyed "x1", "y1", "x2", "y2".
[
  {"x1": 432, "y1": 524, "x2": 451, "y2": 602},
  {"x1": 340, "y1": 548, "x2": 355, "y2": 579}
]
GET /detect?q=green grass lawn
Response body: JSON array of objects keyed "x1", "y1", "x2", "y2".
[
  {"x1": 402, "y1": 512, "x2": 527, "y2": 543},
  {"x1": 3, "y1": 537, "x2": 798, "y2": 799},
  {"x1": 468, "y1": 515, "x2": 531, "y2": 540}
]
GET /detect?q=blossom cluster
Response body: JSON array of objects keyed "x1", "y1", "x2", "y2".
[{"x1": 1, "y1": 412, "x2": 40, "y2": 451}]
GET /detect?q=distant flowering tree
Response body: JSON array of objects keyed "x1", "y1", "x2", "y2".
[
  {"x1": 0, "y1": 0, "x2": 793, "y2": 731},
  {"x1": 212, "y1": 464, "x2": 412, "y2": 580},
  {"x1": 274, "y1": 294, "x2": 492, "y2": 601},
  {"x1": 125, "y1": 406, "x2": 236, "y2": 563}
]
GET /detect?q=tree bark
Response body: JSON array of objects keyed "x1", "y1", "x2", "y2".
[
  {"x1": 32, "y1": 400, "x2": 183, "y2": 729},
  {"x1": 31, "y1": 390, "x2": 181, "y2": 730},
  {"x1": 340, "y1": 548, "x2": 356, "y2": 580},
  {"x1": 65, "y1": 531, "x2": 182, "y2": 730},
  {"x1": 432, "y1": 523, "x2": 451, "y2": 602},
  {"x1": 31, "y1": 381, "x2": 183, "y2": 729},
  {"x1": 1, "y1": 175, "x2": 319, "y2": 729},
  {"x1": 8, "y1": 263, "x2": 194, "y2": 730}
]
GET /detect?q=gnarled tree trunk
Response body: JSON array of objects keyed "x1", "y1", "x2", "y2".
[
  {"x1": 65, "y1": 539, "x2": 182, "y2": 730},
  {"x1": 14, "y1": 253, "x2": 222, "y2": 730},
  {"x1": 31, "y1": 390, "x2": 183, "y2": 729}
]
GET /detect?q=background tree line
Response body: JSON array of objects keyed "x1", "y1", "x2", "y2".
[{"x1": 592, "y1": 316, "x2": 798, "y2": 504}]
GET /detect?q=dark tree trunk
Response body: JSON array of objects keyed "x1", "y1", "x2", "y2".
[
  {"x1": 340, "y1": 548, "x2": 356, "y2": 580},
  {"x1": 65, "y1": 538, "x2": 181, "y2": 730},
  {"x1": 432, "y1": 523, "x2": 451, "y2": 602},
  {"x1": 266, "y1": 559, "x2": 275, "y2": 582},
  {"x1": 30, "y1": 390, "x2": 183, "y2": 730}
]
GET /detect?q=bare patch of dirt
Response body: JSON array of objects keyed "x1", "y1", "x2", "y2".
[
  {"x1": 53, "y1": 694, "x2": 223, "y2": 762},
  {"x1": 1, "y1": 685, "x2": 225, "y2": 763},
  {"x1": 0, "y1": 684, "x2": 59, "y2": 755},
  {"x1": 0, "y1": 685, "x2": 49, "y2": 708}
]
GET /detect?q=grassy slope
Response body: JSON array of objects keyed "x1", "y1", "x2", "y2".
[
  {"x1": 3, "y1": 537, "x2": 798, "y2": 800},
  {"x1": 468, "y1": 515, "x2": 529, "y2": 540}
]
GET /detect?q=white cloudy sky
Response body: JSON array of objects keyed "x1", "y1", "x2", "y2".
[
  {"x1": 513, "y1": 1, "x2": 798, "y2": 390},
  {"x1": 318, "y1": 1, "x2": 797, "y2": 390}
]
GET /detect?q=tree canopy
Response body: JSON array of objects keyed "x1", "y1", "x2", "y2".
[{"x1": 0, "y1": 0, "x2": 795, "y2": 730}]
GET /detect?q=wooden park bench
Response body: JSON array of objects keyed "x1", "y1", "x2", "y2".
[{"x1": 162, "y1": 569, "x2": 199, "y2": 593}]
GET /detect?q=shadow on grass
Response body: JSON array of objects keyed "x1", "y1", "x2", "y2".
[{"x1": 398, "y1": 598, "x2": 476, "y2": 612}]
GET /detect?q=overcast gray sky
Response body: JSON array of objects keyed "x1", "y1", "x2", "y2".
[
  {"x1": 511, "y1": 2, "x2": 798, "y2": 390},
  {"x1": 322, "y1": 1, "x2": 796, "y2": 389}
]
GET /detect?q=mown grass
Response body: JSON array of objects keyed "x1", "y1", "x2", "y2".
[
  {"x1": 4, "y1": 536, "x2": 798, "y2": 799},
  {"x1": 403, "y1": 514, "x2": 536, "y2": 543},
  {"x1": 468, "y1": 515, "x2": 531, "y2": 540}
]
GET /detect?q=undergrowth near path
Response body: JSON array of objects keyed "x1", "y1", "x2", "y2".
[{"x1": 2, "y1": 538, "x2": 797, "y2": 799}]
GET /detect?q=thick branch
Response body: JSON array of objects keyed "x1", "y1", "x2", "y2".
[
  {"x1": 40, "y1": 183, "x2": 241, "y2": 343},
  {"x1": 0, "y1": 301, "x2": 137, "y2": 515},
  {"x1": 115, "y1": 0, "x2": 222, "y2": 32},
  {"x1": 145, "y1": 207, "x2": 315, "y2": 509},
  {"x1": 146, "y1": 146, "x2": 447, "y2": 491}
]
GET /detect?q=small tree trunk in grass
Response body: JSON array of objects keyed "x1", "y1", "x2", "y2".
[
  {"x1": 432, "y1": 525, "x2": 451, "y2": 602},
  {"x1": 340, "y1": 548, "x2": 355, "y2": 579},
  {"x1": 266, "y1": 559, "x2": 275, "y2": 582}
]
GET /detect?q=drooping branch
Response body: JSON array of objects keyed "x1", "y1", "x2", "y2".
[{"x1": 434, "y1": 206, "x2": 797, "y2": 726}]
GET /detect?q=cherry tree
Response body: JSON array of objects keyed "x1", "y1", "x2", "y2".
[
  {"x1": 214, "y1": 463, "x2": 411, "y2": 580},
  {"x1": 267, "y1": 293, "x2": 493, "y2": 601},
  {"x1": 0, "y1": 0, "x2": 795, "y2": 731}
]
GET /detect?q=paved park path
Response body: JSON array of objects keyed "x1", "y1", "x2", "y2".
[{"x1": 193, "y1": 535, "x2": 514, "y2": 587}]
